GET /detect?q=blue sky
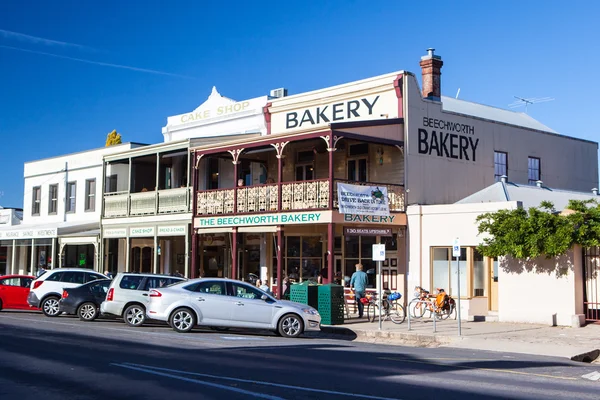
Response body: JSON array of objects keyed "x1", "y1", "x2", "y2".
[{"x1": 0, "y1": 1, "x2": 598, "y2": 208}]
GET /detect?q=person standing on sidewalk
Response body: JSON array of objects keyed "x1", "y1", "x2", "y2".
[{"x1": 350, "y1": 263, "x2": 368, "y2": 318}]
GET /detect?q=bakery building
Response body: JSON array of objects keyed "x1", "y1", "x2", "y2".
[{"x1": 189, "y1": 49, "x2": 597, "y2": 303}]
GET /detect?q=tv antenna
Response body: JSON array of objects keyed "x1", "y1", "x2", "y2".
[{"x1": 508, "y1": 96, "x2": 554, "y2": 113}]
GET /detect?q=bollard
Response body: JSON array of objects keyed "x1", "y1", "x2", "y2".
[
  {"x1": 433, "y1": 311, "x2": 437, "y2": 333},
  {"x1": 407, "y1": 301, "x2": 412, "y2": 331}
]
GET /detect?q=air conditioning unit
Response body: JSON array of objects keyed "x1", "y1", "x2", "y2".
[{"x1": 270, "y1": 88, "x2": 288, "y2": 98}]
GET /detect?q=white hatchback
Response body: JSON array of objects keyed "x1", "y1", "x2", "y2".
[{"x1": 147, "y1": 278, "x2": 321, "y2": 338}]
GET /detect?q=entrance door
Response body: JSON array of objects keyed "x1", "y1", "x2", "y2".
[{"x1": 489, "y1": 258, "x2": 499, "y2": 311}]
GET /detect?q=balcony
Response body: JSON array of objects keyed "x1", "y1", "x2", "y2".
[
  {"x1": 103, "y1": 187, "x2": 191, "y2": 218},
  {"x1": 195, "y1": 179, "x2": 404, "y2": 216}
]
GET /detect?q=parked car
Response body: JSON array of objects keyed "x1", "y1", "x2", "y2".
[
  {"x1": 100, "y1": 273, "x2": 186, "y2": 327},
  {"x1": 146, "y1": 278, "x2": 321, "y2": 338},
  {"x1": 0, "y1": 275, "x2": 36, "y2": 311},
  {"x1": 28, "y1": 268, "x2": 108, "y2": 317},
  {"x1": 58, "y1": 279, "x2": 112, "y2": 321}
]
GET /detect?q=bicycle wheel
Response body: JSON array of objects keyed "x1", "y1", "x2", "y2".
[
  {"x1": 367, "y1": 302, "x2": 382, "y2": 323},
  {"x1": 437, "y1": 304, "x2": 456, "y2": 320},
  {"x1": 389, "y1": 302, "x2": 406, "y2": 324},
  {"x1": 410, "y1": 299, "x2": 426, "y2": 319}
]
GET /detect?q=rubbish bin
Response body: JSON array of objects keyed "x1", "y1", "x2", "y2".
[
  {"x1": 318, "y1": 284, "x2": 345, "y2": 325},
  {"x1": 290, "y1": 281, "x2": 319, "y2": 309}
]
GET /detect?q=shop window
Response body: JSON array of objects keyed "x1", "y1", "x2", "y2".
[
  {"x1": 49, "y1": 184, "x2": 58, "y2": 214},
  {"x1": 343, "y1": 236, "x2": 377, "y2": 288},
  {"x1": 473, "y1": 249, "x2": 486, "y2": 297},
  {"x1": 528, "y1": 157, "x2": 541, "y2": 185},
  {"x1": 431, "y1": 247, "x2": 467, "y2": 297},
  {"x1": 85, "y1": 179, "x2": 96, "y2": 212},
  {"x1": 32, "y1": 186, "x2": 41, "y2": 216},
  {"x1": 494, "y1": 151, "x2": 508, "y2": 182},
  {"x1": 285, "y1": 236, "x2": 322, "y2": 283},
  {"x1": 66, "y1": 182, "x2": 76, "y2": 213}
]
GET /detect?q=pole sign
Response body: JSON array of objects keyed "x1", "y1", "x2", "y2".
[
  {"x1": 452, "y1": 238, "x2": 460, "y2": 258},
  {"x1": 372, "y1": 244, "x2": 386, "y2": 261}
]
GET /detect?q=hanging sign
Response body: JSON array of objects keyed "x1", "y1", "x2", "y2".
[{"x1": 337, "y1": 182, "x2": 390, "y2": 217}]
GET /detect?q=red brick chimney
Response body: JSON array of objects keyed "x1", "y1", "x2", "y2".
[{"x1": 419, "y1": 48, "x2": 443, "y2": 100}]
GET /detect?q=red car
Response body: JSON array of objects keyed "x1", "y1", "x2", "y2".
[{"x1": 0, "y1": 275, "x2": 37, "y2": 311}]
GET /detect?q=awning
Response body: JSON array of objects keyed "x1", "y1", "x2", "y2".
[
  {"x1": 238, "y1": 226, "x2": 277, "y2": 233},
  {"x1": 196, "y1": 227, "x2": 233, "y2": 234}
]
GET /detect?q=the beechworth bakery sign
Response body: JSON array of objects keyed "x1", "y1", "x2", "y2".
[
  {"x1": 418, "y1": 117, "x2": 480, "y2": 161},
  {"x1": 337, "y1": 182, "x2": 390, "y2": 217}
]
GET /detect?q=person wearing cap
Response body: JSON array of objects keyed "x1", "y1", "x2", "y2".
[{"x1": 350, "y1": 263, "x2": 368, "y2": 318}]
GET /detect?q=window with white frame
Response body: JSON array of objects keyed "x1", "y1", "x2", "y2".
[
  {"x1": 66, "y1": 182, "x2": 76, "y2": 213},
  {"x1": 528, "y1": 157, "x2": 541, "y2": 185},
  {"x1": 85, "y1": 179, "x2": 96, "y2": 212},
  {"x1": 48, "y1": 184, "x2": 58, "y2": 214},
  {"x1": 32, "y1": 187, "x2": 41, "y2": 215}
]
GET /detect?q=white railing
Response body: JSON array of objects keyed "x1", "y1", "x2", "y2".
[
  {"x1": 104, "y1": 192, "x2": 128, "y2": 217},
  {"x1": 158, "y1": 187, "x2": 190, "y2": 214},
  {"x1": 197, "y1": 189, "x2": 235, "y2": 215},
  {"x1": 237, "y1": 184, "x2": 278, "y2": 213},
  {"x1": 130, "y1": 191, "x2": 157, "y2": 216},
  {"x1": 281, "y1": 179, "x2": 329, "y2": 210}
]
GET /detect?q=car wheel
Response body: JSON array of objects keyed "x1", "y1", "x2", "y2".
[
  {"x1": 41, "y1": 296, "x2": 61, "y2": 317},
  {"x1": 124, "y1": 304, "x2": 146, "y2": 327},
  {"x1": 170, "y1": 308, "x2": 196, "y2": 333},
  {"x1": 278, "y1": 313, "x2": 304, "y2": 338},
  {"x1": 78, "y1": 302, "x2": 99, "y2": 321},
  {"x1": 0, "y1": 299, "x2": 3, "y2": 311}
]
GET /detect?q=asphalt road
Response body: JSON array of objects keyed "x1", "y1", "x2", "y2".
[{"x1": 0, "y1": 311, "x2": 599, "y2": 400}]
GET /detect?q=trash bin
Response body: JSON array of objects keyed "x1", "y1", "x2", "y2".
[
  {"x1": 290, "y1": 281, "x2": 318, "y2": 309},
  {"x1": 318, "y1": 284, "x2": 345, "y2": 325}
]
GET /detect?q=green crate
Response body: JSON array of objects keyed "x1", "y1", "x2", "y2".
[
  {"x1": 290, "y1": 281, "x2": 319, "y2": 309},
  {"x1": 318, "y1": 284, "x2": 345, "y2": 325}
]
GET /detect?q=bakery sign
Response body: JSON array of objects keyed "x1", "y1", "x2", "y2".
[{"x1": 271, "y1": 89, "x2": 398, "y2": 133}]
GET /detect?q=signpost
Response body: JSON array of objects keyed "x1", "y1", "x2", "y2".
[
  {"x1": 453, "y1": 238, "x2": 462, "y2": 336},
  {"x1": 372, "y1": 243, "x2": 386, "y2": 331}
]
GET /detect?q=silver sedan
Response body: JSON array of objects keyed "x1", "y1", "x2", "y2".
[{"x1": 146, "y1": 278, "x2": 321, "y2": 338}]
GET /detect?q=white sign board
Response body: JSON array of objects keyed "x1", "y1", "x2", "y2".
[
  {"x1": 452, "y1": 238, "x2": 461, "y2": 258},
  {"x1": 372, "y1": 244, "x2": 386, "y2": 261},
  {"x1": 337, "y1": 182, "x2": 390, "y2": 217}
]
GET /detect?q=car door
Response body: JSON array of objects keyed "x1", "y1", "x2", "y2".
[
  {"x1": 229, "y1": 282, "x2": 275, "y2": 328},
  {"x1": 0, "y1": 278, "x2": 20, "y2": 308},
  {"x1": 191, "y1": 280, "x2": 233, "y2": 326},
  {"x1": 16, "y1": 277, "x2": 34, "y2": 309}
]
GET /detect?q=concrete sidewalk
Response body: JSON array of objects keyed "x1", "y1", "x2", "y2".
[{"x1": 321, "y1": 316, "x2": 600, "y2": 362}]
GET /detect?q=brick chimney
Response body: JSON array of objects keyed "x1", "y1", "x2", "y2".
[{"x1": 419, "y1": 48, "x2": 443, "y2": 100}]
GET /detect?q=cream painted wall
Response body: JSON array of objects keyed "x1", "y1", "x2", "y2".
[
  {"x1": 404, "y1": 74, "x2": 599, "y2": 205},
  {"x1": 498, "y1": 252, "x2": 577, "y2": 326}
]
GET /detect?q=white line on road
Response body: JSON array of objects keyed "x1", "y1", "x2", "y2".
[
  {"x1": 116, "y1": 362, "x2": 403, "y2": 400},
  {"x1": 112, "y1": 363, "x2": 284, "y2": 400},
  {"x1": 220, "y1": 336, "x2": 265, "y2": 341}
]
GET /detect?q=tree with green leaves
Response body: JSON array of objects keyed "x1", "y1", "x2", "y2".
[
  {"x1": 476, "y1": 199, "x2": 600, "y2": 259},
  {"x1": 105, "y1": 130, "x2": 122, "y2": 146}
]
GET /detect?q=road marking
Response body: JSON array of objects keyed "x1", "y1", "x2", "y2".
[
  {"x1": 581, "y1": 371, "x2": 600, "y2": 381},
  {"x1": 220, "y1": 336, "x2": 266, "y2": 341},
  {"x1": 112, "y1": 363, "x2": 284, "y2": 400},
  {"x1": 116, "y1": 362, "x2": 403, "y2": 400},
  {"x1": 378, "y1": 357, "x2": 577, "y2": 381}
]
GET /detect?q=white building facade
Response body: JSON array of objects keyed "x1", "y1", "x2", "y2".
[{"x1": 0, "y1": 143, "x2": 144, "y2": 276}]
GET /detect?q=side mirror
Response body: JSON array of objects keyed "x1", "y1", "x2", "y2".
[{"x1": 261, "y1": 294, "x2": 268, "y2": 301}]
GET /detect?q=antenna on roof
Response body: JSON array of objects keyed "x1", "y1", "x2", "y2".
[
  {"x1": 455, "y1": 88, "x2": 461, "y2": 99},
  {"x1": 508, "y1": 96, "x2": 554, "y2": 113}
]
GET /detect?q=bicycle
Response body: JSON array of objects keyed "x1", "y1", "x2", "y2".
[
  {"x1": 410, "y1": 286, "x2": 456, "y2": 320},
  {"x1": 365, "y1": 291, "x2": 406, "y2": 324}
]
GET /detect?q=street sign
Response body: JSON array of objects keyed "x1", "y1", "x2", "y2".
[
  {"x1": 372, "y1": 244, "x2": 386, "y2": 261},
  {"x1": 452, "y1": 238, "x2": 460, "y2": 258}
]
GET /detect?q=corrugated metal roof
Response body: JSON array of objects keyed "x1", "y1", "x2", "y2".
[
  {"x1": 457, "y1": 181, "x2": 599, "y2": 210},
  {"x1": 441, "y1": 96, "x2": 558, "y2": 133}
]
